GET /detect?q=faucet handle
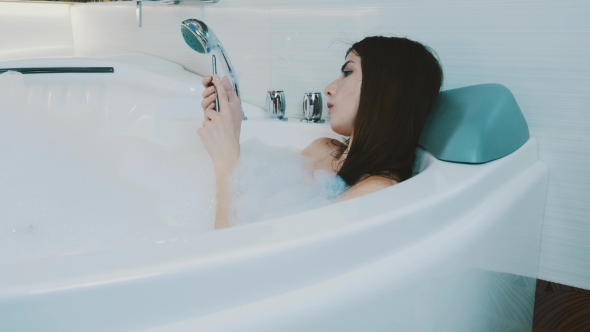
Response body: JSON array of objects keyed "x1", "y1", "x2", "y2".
[
  {"x1": 266, "y1": 91, "x2": 287, "y2": 121},
  {"x1": 301, "y1": 92, "x2": 325, "y2": 123}
]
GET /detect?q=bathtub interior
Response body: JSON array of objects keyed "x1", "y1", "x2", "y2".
[
  {"x1": 0, "y1": 49, "x2": 549, "y2": 331},
  {"x1": 0, "y1": 49, "x2": 545, "y2": 263}
]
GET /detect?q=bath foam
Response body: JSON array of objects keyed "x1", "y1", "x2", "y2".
[
  {"x1": 228, "y1": 138, "x2": 349, "y2": 226},
  {"x1": 0, "y1": 71, "x2": 216, "y2": 263},
  {"x1": 0, "y1": 71, "x2": 347, "y2": 263}
]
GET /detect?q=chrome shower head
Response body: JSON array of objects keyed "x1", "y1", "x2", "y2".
[
  {"x1": 181, "y1": 18, "x2": 237, "y2": 79},
  {"x1": 180, "y1": 19, "x2": 217, "y2": 54},
  {"x1": 180, "y1": 18, "x2": 246, "y2": 120}
]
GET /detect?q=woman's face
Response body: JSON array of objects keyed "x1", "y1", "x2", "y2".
[{"x1": 323, "y1": 51, "x2": 362, "y2": 136}]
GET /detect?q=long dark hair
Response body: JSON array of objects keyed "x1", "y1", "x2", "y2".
[{"x1": 334, "y1": 36, "x2": 443, "y2": 186}]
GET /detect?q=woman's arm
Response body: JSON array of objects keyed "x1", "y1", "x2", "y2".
[
  {"x1": 214, "y1": 175, "x2": 231, "y2": 229},
  {"x1": 198, "y1": 75, "x2": 242, "y2": 229}
]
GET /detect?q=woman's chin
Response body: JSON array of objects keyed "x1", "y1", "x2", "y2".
[{"x1": 329, "y1": 119, "x2": 352, "y2": 136}]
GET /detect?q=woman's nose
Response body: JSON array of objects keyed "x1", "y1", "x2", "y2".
[{"x1": 324, "y1": 80, "x2": 336, "y2": 97}]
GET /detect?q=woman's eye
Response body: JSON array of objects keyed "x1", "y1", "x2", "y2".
[{"x1": 343, "y1": 70, "x2": 353, "y2": 78}]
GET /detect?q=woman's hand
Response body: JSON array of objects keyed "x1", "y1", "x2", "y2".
[
  {"x1": 198, "y1": 75, "x2": 241, "y2": 179},
  {"x1": 201, "y1": 75, "x2": 243, "y2": 138}
]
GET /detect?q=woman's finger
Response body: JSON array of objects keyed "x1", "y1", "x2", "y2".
[
  {"x1": 203, "y1": 107, "x2": 214, "y2": 121},
  {"x1": 221, "y1": 76, "x2": 238, "y2": 101},
  {"x1": 202, "y1": 101, "x2": 215, "y2": 114},
  {"x1": 204, "y1": 109, "x2": 219, "y2": 121},
  {"x1": 212, "y1": 75, "x2": 231, "y2": 114},
  {"x1": 202, "y1": 85, "x2": 215, "y2": 98},
  {"x1": 201, "y1": 75, "x2": 212, "y2": 88},
  {"x1": 201, "y1": 92, "x2": 217, "y2": 110}
]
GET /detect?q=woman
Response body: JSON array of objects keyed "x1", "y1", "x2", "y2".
[{"x1": 198, "y1": 36, "x2": 443, "y2": 229}]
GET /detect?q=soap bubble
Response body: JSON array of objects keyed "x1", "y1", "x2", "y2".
[{"x1": 228, "y1": 138, "x2": 348, "y2": 226}]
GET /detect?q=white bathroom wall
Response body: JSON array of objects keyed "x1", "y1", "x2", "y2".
[
  {"x1": 5, "y1": 0, "x2": 590, "y2": 290},
  {"x1": 70, "y1": 0, "x2": 270, "y2": 109},
  {"x1": 268, "y1": 0, "x2": 590, "y2": 291},
  {"x1": 0, "y1": 2, "x2": 72, "y2": 53}
]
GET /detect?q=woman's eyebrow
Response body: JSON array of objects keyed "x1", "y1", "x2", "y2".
[{"x1": 341, "y1": 60, "x2": 354, "y2": 72}]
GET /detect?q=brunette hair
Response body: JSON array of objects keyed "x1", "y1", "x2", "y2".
[{"x1": 334, "y1": 36, "x2": 443, "y2": 186}]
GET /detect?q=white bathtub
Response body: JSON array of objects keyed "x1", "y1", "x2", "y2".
[{"x1": 0, "y1": 47, "x2": 549, "y2": 331}]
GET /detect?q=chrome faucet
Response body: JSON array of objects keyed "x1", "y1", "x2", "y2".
[{"x1": 180, "y1": 18, "x2": 246, "y2": 120}]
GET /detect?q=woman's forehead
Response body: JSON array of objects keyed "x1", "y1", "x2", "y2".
[{"x1": 345, "y1": 51, "x2": 361, "y2": 63}]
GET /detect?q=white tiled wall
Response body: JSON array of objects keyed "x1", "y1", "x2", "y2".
[
  {"x1": 3, "y1": 0, "x2": 590, "y2": 290},
  {"x1": 0, "y1": 2, "x2": 72, "y2": 53},
  {"x1": 538, "y1": 138, "x2": 590, "y2": 288}
]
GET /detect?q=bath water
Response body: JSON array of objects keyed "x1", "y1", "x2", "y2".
[
  {"x1": 228, "y1": 138, "x2": 348, "y2": 226},
  {"x1": 0, "y1": 71, "x2": 348, "y2": 263}
]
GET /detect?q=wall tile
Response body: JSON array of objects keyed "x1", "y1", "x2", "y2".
[
  {"x1": 538, "y1": 138, "x2": 590, "y2": 289},
  {"x1": 0, "y1": 2, "x2": 73, "y2": 52}
]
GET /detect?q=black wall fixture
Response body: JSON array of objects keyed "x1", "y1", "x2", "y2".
[{"x1": 0, "y1": 67, "x2": 114, "y2": 74}]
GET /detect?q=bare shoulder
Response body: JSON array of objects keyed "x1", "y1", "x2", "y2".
[
  {"x1": 302, "y1": 137, "x2": 341, "y2": 158},
  {"x1": 337, "y1": 176, "x2": 398, "y2": 202}
]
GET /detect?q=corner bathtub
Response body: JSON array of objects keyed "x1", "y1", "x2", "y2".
[{"x1": 0, "y1": 47, "x2": 549, "y2": 331}]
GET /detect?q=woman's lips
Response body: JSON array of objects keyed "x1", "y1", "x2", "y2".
[{"x1": 327, "y1": 103, "x2": 334, "y2": 115}]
